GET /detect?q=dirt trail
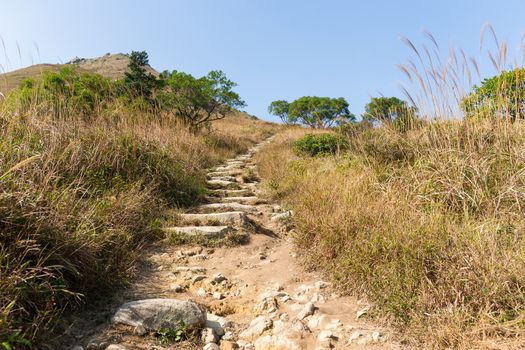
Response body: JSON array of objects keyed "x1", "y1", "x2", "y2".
[{"x1": 60, "y1": 137, "x2": 402, "y2": 350}]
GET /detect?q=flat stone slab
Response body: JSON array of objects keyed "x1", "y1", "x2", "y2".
[
  {"x1": 211, "y1": 189, "x2": 255, "y2": 197},
  {"x1": 207, "y1": 170, "x2": 242, "y2": 177},
  {"x1": 179, "y1": 212, "x2": 247, "y2": 225},
  {"x1": 198, "y1": 203, "x2": 258, "y2": 213},
  {"x1": 208, "y1": 175, "x2": 237, "y2": 182},
  {"x1": 216, "y1": 165, "x2": 244, "y2": 172},
  {"x1": 112, "y1": 298, "x2": 206, "y2": 332},
  {"x1": 221, "y1": 196, "x2": 261, "y2": 205},
  {"x1": 206, "y1": 179, "x2": 239, "y2": 189},
  {"x1": 165, "y1": 226, "x2": 230, "y2": 237}
]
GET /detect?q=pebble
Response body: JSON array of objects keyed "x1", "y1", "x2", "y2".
[
  {"x1": 192, "y1": 275, "x2": 207, "y2": 283},
  {"x1": 220, "y1": 341, "x2": 239, "y2": 350},
  {"x1": 213, "y1": 292, "x2": 224, "y2": 300},
  {"x1": 202, "y1": 327, "x2": 219, "y2": 344},
  {"x1": 169, "y1": 283, "x2": 184, "y2": 292},
  {"x1": 197, "y1": 287, "x2": 207, "y2": 297}
]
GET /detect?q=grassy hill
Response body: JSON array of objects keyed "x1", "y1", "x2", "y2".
[{"x1": 0, "y1": 53, "x2": 158, "y2": 92}]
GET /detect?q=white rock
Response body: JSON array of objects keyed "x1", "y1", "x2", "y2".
[
  {"x1": 239, "y1": 316, "x2": 273, "y2": 340},
  {"x1": 203, "y1": 343, "x2": 220, "y2": 350},
  {"x1": 291, "y1": 319, "x2": 309, "y2": 333},
  {"x1": 256, "y1": 297, "x2": 278, "y2": 313},
  {"x1": 111, "y1": 298, "x2": 206, "y2": 332},
  {"x1": 318, "y1": 330, "x2": 334, "y2": 342},
  {"x1": 348, "y1": 330, "x2": 362, "y2": 343},
  {"x1": 202, "y1": 327, "x2": 219, "y2": 344},
  {"x1": 197, "y1": 287, "x2": 207, "y2": 297},
  {"x1": 253, "y1": 334, "x2": 301, "y2": 350},
  {"x1": 213, "y1": 292, "x2": 224, "y2": 300},
  {"x1": 105, "y1": 346, "x2": 127, "y2": 350},
  {"x1": 297, "y1": 302, "x2": 315, "y2": 320},
  {"x1": 206, "y1": 314, "x2": 231, "y2": 336}
]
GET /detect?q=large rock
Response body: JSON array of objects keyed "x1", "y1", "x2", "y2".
[
  {"x1": 239, "y1": 316, "x2": 273, "y2": 340},
  {"x1": 112, "y1": 299, "x2": 206, "y2": 332},
  {"x1": 180, "y1": 211, "x2": 246, "y2": 225}
]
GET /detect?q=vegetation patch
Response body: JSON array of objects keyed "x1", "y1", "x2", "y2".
[{"x1": 294, "y1": 133, "x2": 348, "y2": 156}]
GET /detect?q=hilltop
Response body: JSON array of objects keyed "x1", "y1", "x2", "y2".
[{"x1": 0, "y1": 53, "x2": 158, "y2": 92}]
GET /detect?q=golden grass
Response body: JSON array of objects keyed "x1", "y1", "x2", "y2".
[
  {"x1": 256, "y1": 121, "x2": 525, "y2": 349},
  {"x1": 0, "y1": 86, "x2": 277, "y2": 346}
]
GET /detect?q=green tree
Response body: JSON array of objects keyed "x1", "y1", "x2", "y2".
[
  {"x1": 363, "y1": 97, "x2": 415, "y2": 123},
  {"x1": 160, "y1": 70, "x2": 245, "y2": 131},
  {"x1": 123, "y1": 51, "x2": 159, "y2": 100},
  {"x1": 288, "y1": 96, "x2": 355, "y2": 128},
  {"x1": 268, "y1": 100, "x2": 291, "y2": 124},
  {"x1": 461, "y1": 68, "x2": 525, "y2": 121}
]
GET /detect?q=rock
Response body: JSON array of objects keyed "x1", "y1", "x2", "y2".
[
  {"x1": 348, "y1": 330, "x2": 362, "y2": 343},
  {"x1": 315, "y1": 281, "x2": 328, "y2": 290},
  {"x1": 213, "y1": 273, "x2": 228, "y2": 284},
  {"x1": 239, "y1": 316, "x2": 273, "y2": 340},
  {"x1": 281, "y1": 295, "x2": 291, "y2": 303},
  {"x1": 72, "y1": 346, "x2": 84, "y2": 350},
  {"x1": 112, "y1": 299, "x2": 206, "y2": 332},
  {"x1": 296, "y1": 302, "x2": 315, "y2": 320},
  {"x1": 270, "y1": 211, "x2": 292, "y2": 222},
  {"x1": 202, "y1": 327, "x2": 220, "y2": 344},
  {"x1": 213, "y1": 292, "x2": 224, "y2": 300},
  {"x1": 372, "y1": 331, "x2": 382, "y2": 342},
  {"x1": 203, "y1": 344, "x2": 220, "y2": 350},
  {"x1": 256, "y1": 297, "x2": 278, "y2": 314},
  {"x1": 291, "y1": 319, "x2": 309, "y2": 333},
  {"x1": 166, "y1": 226, "x2": 230, "y2": 238},
  {"x1": 279, "y1": 313, "x2": 289, "y2": 322},
  {"x1": 199, "y1": 203, "x2": 258, "y2": 213},
  {"x1": 253, "y1": 334, "x2": 301, "y2": 350},
  {"x1": 259, "y1": 290, "x2": 288, "y2": 300},
  {"x1": 105, "y1": 346, "x2": 128, "y2": 350},
  {"x1": 134, "y1": 324, "x2": 147, "y2": 335},
  {"x1": 206, "y1": 314, "x2": 231, "y2": 336},
  {"x1": 356, "y1": 307, "x2": 369, "y2": 320},
  {"x1": 307, "y1": 316, "x2": 320, "y2": 330},
  {"x1": 197, "y1": 287, "x2": 207, "y2": 297},
  {"x1": 220, "y1": 340, "x2": 239, "y2": 350},
  {"x1": 170, "y1": 283, "x2": 184, "y2": 292},
  {"x1": 175, "y1": 266, "x2": 206, "y2": 273},
  {"x1": 223, "y1": 330, "x2": 235, "y2": 340},
  {"x1": 318, "y1": 330, "x2": 334, "y2": 342},
  {"x1": 192, "y1": 275, "x2": 207, "y2": 284}
]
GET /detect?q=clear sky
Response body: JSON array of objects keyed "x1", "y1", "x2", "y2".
[{"x1": 0, "y1": 0, "x2": 524, "y2": 121}]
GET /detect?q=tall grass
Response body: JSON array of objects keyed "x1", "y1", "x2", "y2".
[
  {"x1": 256, "y1": 27, "x2": 525, "y2": 349},
  {"x1": 0, "y1": 75, "x2": 276, "y2": 347}
]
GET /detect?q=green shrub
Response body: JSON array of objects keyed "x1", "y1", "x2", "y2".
[{"x1": 294, "y1": 133, "x2": 348, "y2": 156}]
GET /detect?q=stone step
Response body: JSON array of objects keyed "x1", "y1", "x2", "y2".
[
  {"x1": 164, "y1": 226, "x2": 230, "y2": 238},
  {"x1": 221, "y1": 196, "x2": 262, "y2": 205},
  {"x1": 206, "y1": 179, "x2": 239, "y2": 189},
  {"x1": 216, "y1": 164, "x2": 244, "y2": 172},
  {"x1": 207, "y1": 170, "x2": 243, "y2": 177},
  {"x1": 207, "y1": 175, "x2": 237, "y2": 182},
  {"x1": 178, "y1": 212, "x2": 247, "y2": 225},
  {"x1": 210, "y1": 189, "x2": 255, "y2": 197},
  {"x1": 197, "y1": 203, "x2": 258, "y2": 213},
  {"x1": 225, "y1": 161, "x2": 245, "y2": 167}
]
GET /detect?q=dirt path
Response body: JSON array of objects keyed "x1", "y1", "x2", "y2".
[{"x1": 61, "y1": 137, "x2": 402, "y2": 350}]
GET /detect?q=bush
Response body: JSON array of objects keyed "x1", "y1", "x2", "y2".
[{"x1": 294, "y1": 133, "x2": 348, "y2": 156}]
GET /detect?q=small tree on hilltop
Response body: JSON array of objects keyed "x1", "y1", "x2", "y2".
[
  {"x1": 268, "y1": 100, "x2": 291, "y2": 124},
  {"x1": 123, "y1": 51, "x2": 159, "y2": 100},
  {"x1": 288, "y1": 96, "x2": 355, "y2": 128}
]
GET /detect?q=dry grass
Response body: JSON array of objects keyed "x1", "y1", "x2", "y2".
[
  {"x1": 0, "y1": 81, "x2": 277, "y2": 347},
  {"x1": 256, "y1": 122, "x2": 525, "y2": 349}
]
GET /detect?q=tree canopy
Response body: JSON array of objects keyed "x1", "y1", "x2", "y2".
[
  {"x1": 268, "y1": 100, "x2": 291, "y2": 124},
  {"x1": 268, "y1": 96, "x2": 355, "y2": 128},
  {"x1": 160, "y1": 69, "x2": 245, "y2": 130},
  {"x1": 363, "y1": 97, "x2": 415, "y2": 123},
  {"x1": 461, "y1": 68, "x2": 525, "y2": 121}
]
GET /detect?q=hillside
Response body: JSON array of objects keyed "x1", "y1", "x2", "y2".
[{"x1": 0, "y1": 53, "x2": 158, "y2": 92}]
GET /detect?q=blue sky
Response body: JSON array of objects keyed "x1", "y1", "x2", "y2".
[{"x1": 0, "y1": 0, "x2": 524, "y2": 121}]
